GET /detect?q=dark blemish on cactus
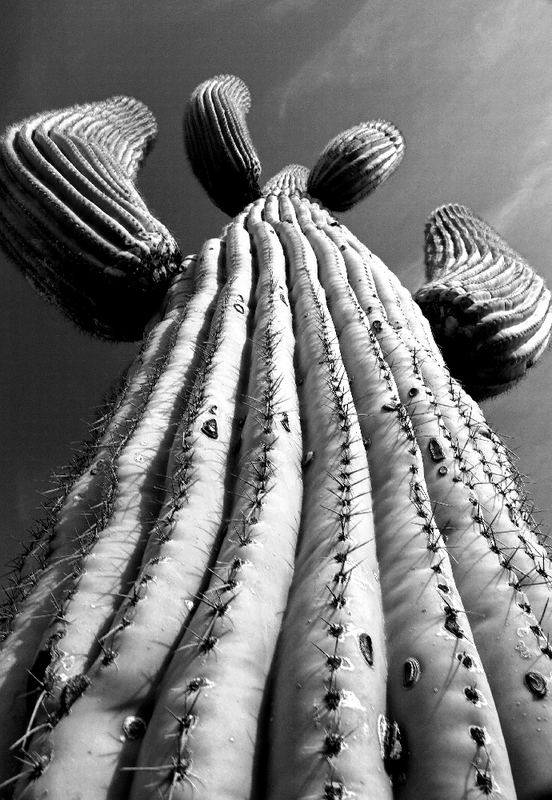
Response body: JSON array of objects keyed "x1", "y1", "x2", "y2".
[
  {"x1": 437, "y1": 583, "x2": 450, "y2": 593},
  {"x1": 279, "y1": 292, "x2": 287, "y2": 305},
  {"x1": 408, "y1": 386, "x2": 419, "y2": 398},
  {"x1": 323, "y1": 731, "x2": 345, "y2": 757},
  {"x1": 403, "y1": 657, "x2": 421, "y2": 688},
  {"x1": 428, "y1": 438, "x2": 445, "y2": 462},
  {"x1": 233, "y1": 302, "x2": 245, "y2": 313},
  {"x1": 464, "y1": 686, "x2": 483, "y2": 704},
  {"x1": 438, "y1": 465, "x2": 448, "y2": 476},
  {"x1": 324, "y1": 781, "x2": 345, "y2": 799},
  {"x1": 281, "y1": 411, "x2": 290, "y2": 432},
  {"x1": 201, "y1": 418, "x2": 218, "y2": 439},
  {"x1": 525, "y1": 670, "x2": 548, "y2": 698},
  {"x1": 444, "y1": 606, "x2": 464, "y2": 638},
  {"x1": 60, "y1": 673, "x2": 91, "y2": 715},
  {"x1": 122, "y1": 715, "x2": 147, "y2": 740},
  {"x1": 359, "y1": 633, "x2": 374, "y2": 666},
  {"x1": 378, "y1": 715, "x2": 408, "y2": 784},
  {"x1": 372, "y1": 320, "x2": 382, "y2": 333},
  {"x1": 469, "y1": 725, "x2": 487, "y2": 747},
  {"x1": 208, "y1": 404, "x2": 217, "y2": 414}
]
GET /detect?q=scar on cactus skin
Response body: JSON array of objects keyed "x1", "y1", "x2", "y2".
[{"x1": 1, "y1": 74, "x2": 552, "y2": 800}]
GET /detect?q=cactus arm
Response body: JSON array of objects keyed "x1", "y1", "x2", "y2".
[
  {"x1": 184, "y1": 75, "x2": 262, "y2": 217},
  {"x1": 264, "y1": 195, "x2": 391, "y2": 800},
  {"x1": 0, "y1": 97, "x2": 181, "y2": 340},
  {"x1": 306, "y1": 120, "x2": 405, "y2": 212},
  {"x1": 123, "y1": 199, "x2": 302, "y2": 800},
  {"x1": 296, "y1": 197, "x2": 516, "y2": 798},
  {"x1": 415, "y1": 204, "x2": 552, "y2": 398}
]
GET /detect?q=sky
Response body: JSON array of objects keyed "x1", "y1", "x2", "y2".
[{"x1": 1, "y1": 0, "x2": 552, "y2": 580}]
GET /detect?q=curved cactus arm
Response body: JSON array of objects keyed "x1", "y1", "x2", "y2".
[
  {"x1": 184, "y1": 75, "x2": 262, "y2": 217},
  {"x1": 265, "y1": 196, "x2": 391, "y2": 800},
  {"x1": 0, "y1": 96, "x2": 181, "y2": 340},
  {"x1": 306, "y1": 120, "x2": 405, "y2": 212},
  {"x1": 291, "y1": 196, "x2": 517, "y2": 799},
  {"x1": 261, "y1": 163, "x2": 310, "y2": 196},
  {"x1": 415, "y1": 204, "x2": 552, "y2": 398}
]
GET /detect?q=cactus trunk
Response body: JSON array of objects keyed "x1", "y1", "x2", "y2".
[{"x1": 2, "y1": 188, "x2": 551, "y2": 800}]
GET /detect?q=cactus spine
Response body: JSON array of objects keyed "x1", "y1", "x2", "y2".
[{"x1": 0, "y1": 76, "x2": 551, "y2": 799}]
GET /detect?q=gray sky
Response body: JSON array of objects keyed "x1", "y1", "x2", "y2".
[{"x1": 1, "y1": 0, "x2": 552, "y2": 579}]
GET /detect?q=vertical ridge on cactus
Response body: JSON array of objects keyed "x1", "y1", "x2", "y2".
[
  {"x1": 415, "y1": 204, "x2": 552, "y2": 398},
  {"x1": 265, "y1": 194, "x2": 390, "y2": 800},
  {"x1": 306, "y1": 120, "x2": 405, "y2": 212},
  {"x1": 184, "y1": 75, "x2": 262, "y2": 217},
  {"x1": 2, "y1": 79, "x2": 552, "y2": 799},
  {"x1": 0, "y1": 96, "x2": 181, "y2": 340}
]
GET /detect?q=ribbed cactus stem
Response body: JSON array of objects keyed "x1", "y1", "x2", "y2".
[
  {"x1": 415, "y1": 204, "x2": 552, "y2": 397},
  {"x1": 0, "y1": 96, "x2": 181, "y2": 339},
  {"x1": 266, "y1": 194, "x2": 390, "y2": 799},
  {"x1": 3, "y1": 81, "x2": 552, "y2": 800},
  {"x1": 184, "y1": 75, "x2": 262, "y2": 216},
  {"x1": 306, "y1": 120, "x2": 405, "y2": 211}
]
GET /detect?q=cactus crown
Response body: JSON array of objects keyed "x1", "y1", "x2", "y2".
[{"x1": 183, "y1": 74, "x2": 405, "y2": 215}]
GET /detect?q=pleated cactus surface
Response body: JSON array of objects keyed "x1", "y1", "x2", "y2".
[
  {"x1": 0, "y1": 96, "x2": 182, "y2": 340},
  {"x1": 415, "y1": 204, "x2": 552, "y2": 398},
  {"x1": 1, "y1": 77, "x2": 552, "y2": 800}
]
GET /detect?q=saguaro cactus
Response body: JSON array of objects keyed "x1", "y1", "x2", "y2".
[{"x1": 0, "y1": 76, "x2": 551, "y2": 800}]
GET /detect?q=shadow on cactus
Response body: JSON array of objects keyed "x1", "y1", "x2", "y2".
[{"x1": 0, "y1": 74, "x2": 551, "y2": 800}]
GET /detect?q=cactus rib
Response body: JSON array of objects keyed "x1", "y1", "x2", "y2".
[{"x1": 184, "y1": 75, "x2": 262, "y2": 217}]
